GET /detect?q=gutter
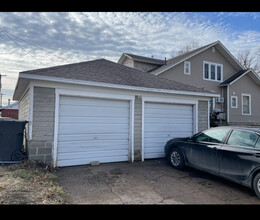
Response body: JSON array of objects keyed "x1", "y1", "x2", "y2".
[{"x1": 16, "y1": 73, "x2": 220, "y2": 99}]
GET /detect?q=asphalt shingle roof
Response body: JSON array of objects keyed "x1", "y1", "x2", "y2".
[
  {"x1": 219, "y1": 69, "x2": 249, "y2": 86},
  {"x1": 124, "y1": 53, "x2": 165, "y2": 65},
  {"x1": 21, "y1": 58, "x2": 213, "y2": 94}
]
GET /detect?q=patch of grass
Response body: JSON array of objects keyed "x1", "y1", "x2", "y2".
[
  {"x1": 2, "y1": 161, "x2": 69, "y2": 204},
  {"x1": 8, "y1": 169, "x2": 35, "y2": 179}
]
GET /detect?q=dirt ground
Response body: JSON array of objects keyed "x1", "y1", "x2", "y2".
[{"x1": 0, "y1": 161, "x2": 69, "y2": 204}]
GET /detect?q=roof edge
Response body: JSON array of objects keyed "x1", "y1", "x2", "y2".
[
  {"x1": 153, "y1": 40, "x2": 244, "y2": 76},
  {"x1": 17, "y1": 73, "x2": 219, "y2": 98}
]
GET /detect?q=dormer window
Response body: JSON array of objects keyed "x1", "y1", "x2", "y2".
[
  {"x1": 203, "y1": 61, "x2": 223, "y2": 82},
  {"x1": 184, "y1": 61, "x2": 191, "y2": 75}
]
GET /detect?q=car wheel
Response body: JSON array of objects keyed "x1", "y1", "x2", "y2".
[
  {"x1": 168, "y1": 148, "x2": 185, "y2": 170},
  {"x1": 253, "y1": 173, "x2": 260, "y2": 199}
]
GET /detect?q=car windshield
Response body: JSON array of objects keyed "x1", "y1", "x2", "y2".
[{"x1": 194, "y1": 128, "x2": 230, "y2": 143}]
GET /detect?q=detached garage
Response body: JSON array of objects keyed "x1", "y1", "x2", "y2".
[{"x1": 13, "y1": 59, "x2": 218, "y2": 167}]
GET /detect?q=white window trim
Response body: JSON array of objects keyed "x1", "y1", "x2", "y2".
[
  {"x1": 184, "y1": 61, "x2": 191, "y2": 75},
  {"x1": 231, "y1": 96, "x2": 238, "y2": 108},
  {"x1": 203, "y1": 61, "x2": 223, "y2": 82},
  {"x1": 242, "y1": 93, "x2": 251, "y2": 115}
]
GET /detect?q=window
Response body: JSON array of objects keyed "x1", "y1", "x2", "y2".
[
  {"x1": 203, "y1": 61, "x2": 223, "y2": 82},
  {"x1": 184, "y1": 61, "x2": 191, "y2": 75},
  {"x1": 242, "y1": 94, "x2": 251, "y2": 115},
  {"x1": 255, "y1": 138, "x2": 260, "y2": 149},
  {"x1": 227, "y1": 130, "x2": 258, "y2": 148},
  {"x1": 204, "y1": 63, "x2": 209, "y2": 79},
  {"x1": 231, "y1": 96, "x2": 238, "y2": 108},
  {"x1": 217, "y1": 66, "x2": 222, "y2": 81},
  {"x1": 211, "y1": 64, "x2": 215, "y2": 80},
  {"x1": 194, "y1": 128, "x2": 229, "y2": 143}
]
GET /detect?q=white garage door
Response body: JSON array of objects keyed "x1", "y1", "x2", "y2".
[
  {"x1": 143, "y1": 102, "x2": 194, "y2": 159},
  {"x1": 57, "y1": 96, "x2": 130, "y2": 167}
]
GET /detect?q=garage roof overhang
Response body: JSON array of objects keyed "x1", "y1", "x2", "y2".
[{"x1": 13, "y1": 73, "x2": 220, "y2": 101}]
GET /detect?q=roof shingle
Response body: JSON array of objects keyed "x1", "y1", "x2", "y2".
[{"x1": 21, "y1": 58, "x2": 214, "y2": 94}]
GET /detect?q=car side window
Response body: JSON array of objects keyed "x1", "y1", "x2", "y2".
[
  {"x1": 195, "y1": 128, "x2": 229, "y2": 143},
  {"x1": 227, "y1": 130, "x2": 258, "y2": 148},
  {"x1": 255, "y1": 138, "x2": 260, "y2": 149}
]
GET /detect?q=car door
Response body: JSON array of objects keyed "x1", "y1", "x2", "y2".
[
  {"x1": 185, "y1": 128, "x2": 230, "y2": 174},
  {"x1": 219, "y1": 129, "x2": 260, "y2": 182}
]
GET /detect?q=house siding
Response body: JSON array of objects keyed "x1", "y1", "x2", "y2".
[
  {"x1": 159, "y1": 47, "x2": 238, "y2": 93},
  {"x1": 18, "y1": 88, "x2": 30, "y2": 139},
  {"x1": 28, "y1": 86, "x2": 55, "y2": 164},
  {"x1": 229, "y1": 74, "x2": 260, "y2": 125},
  {"x1": 133, "y1": 61, "x2": 160, "y2": 72},
  {"x1": 159, "y1": 47, "x2": 239, "y2": 112},
  {"x1": 198, "y1": 100, "x2": 209, "y2": 132},
  {"x1": 134, "y1": 95, "x2": 142, "y2": 160}
]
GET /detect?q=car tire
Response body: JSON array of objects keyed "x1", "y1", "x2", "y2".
[
  {"x1": 167, "y1": 148, "x2": 185, "y2": 170},
  {"x1": 253, "y1": 173, "x2": 260, "y2": 199}
]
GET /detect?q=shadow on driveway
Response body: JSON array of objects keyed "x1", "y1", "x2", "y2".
[{"x1": 56, "y1": 159, "x2": 260, "y2": 204}]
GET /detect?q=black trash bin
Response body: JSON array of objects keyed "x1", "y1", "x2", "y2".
[{"x1": 0, "y1": 117, "x2": 28, "y2": 163}]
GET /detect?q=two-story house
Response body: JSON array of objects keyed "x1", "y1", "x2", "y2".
[{"x1": 118, "y1": 41, "x2": 260, "y2": 126}]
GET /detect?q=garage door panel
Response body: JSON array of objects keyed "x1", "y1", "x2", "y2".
[
  {"x1": 58, "y1": 124, "x2": 129, "y2": 135},
  {"x1": 58, "y1": 133, "x2": 129, "y2": 142},
  {"x1": 58, "y1": 149, "x2": 129, "y2": 160},
  {"x1": 144, "y1": 102, "x2": 194, "y2": 159},
  {"x1": 145, "y1": 118, "x2": 192, "y2": 124},
  {"x1": 58, "y1": 139, "x2": 129, "y2": 150},
  {"x1": 58, "y1": 144, "x2": 130, "y2": 154},
  {"x1": 60, "y1": 96, "x2": 129, "y2": 108},
  {"x1": 59, "y1": 106, "x2": 129, "y2": 117},
  {"x1": 57, "y1": 95, "x2": 130, "y2": 167},
  {"x1": 58, "y1": 155, "x2": 129, "y2": 167},
  {"x1": 144, "y1": 125, "x2": 193, "y2": 133},
  {"x1": 145, "y1": 109, "x2": 192, "y2": 116},
  {"x1": 59, "y1": 116, "x2": 129, "y2": 124}
]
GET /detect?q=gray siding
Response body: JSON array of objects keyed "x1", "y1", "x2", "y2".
[
  {"x1": 134, "y1": 96, "x2": 142, "y2": 161},
  {"x1": 18, "y1": 88, "x2": 30, "y2": 139},
  {"x1": 28, "y1": 87, "x2": 55, "y2": 164},
  {"x1": 19, "y1": 88, "x2": 30, "y2": 121},
  {"x1": 198, "y1": 100, "x2": 209, "y2": 132},
  {"x1": 229, "y1": 74, "x2": 260, "y2": 125}
]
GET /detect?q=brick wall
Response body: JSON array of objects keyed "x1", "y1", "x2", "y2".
[{"x1": 1, "y1": 109, "x2": 18, "y2": 119}]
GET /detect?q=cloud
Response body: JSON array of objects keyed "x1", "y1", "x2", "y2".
[{"x1": 0, "y1": 12, "x2": 260, "y2": 105}]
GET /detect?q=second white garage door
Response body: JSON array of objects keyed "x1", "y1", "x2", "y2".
[
  {"x1": 143, "y1": 102, "x2": 194, "y2": 159},
  {"x1": 57, "y1": 96, "x2": 130, "y2": 167}
]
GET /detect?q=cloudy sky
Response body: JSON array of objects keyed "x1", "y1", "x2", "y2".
[{"x1": 0, "y1": 12, "x2": 260, "y2": 106}]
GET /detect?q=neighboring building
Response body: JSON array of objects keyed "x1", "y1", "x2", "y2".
[
  {"x1": 0, "y1": 101, "x2": 19, "y2": 119},
  {"x1": 118, "y1": 41, "x2": 260, "y2": 126},
  {"x1": 13, "y1": 59, "x2": 217, "y2": 167}
]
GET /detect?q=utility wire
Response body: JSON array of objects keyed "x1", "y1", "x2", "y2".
[
  {"x1": 0, "y1": 28, "x2": 70, "y2": 63},
  {"x1": 0, "y1": 28, "x2": 71, "y2": 66},
  {"x1": 1, "y1": 31, "x2": 49, "y2": 67}
]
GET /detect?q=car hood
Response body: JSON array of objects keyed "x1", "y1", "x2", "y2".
[{"x1": 171, "y1": 137, "x2": 190, "y2": 142}]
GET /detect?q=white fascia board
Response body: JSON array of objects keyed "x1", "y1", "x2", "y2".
[
  {"x1": 154, "y1": 41, "x2": 244, "y2": 76},
  {"x1": 19, "y1": 73, "x2": 220, "y2": 98},
  {"x1": 216, "y1": 41, "x2": 244, "y2": 70},
  {"x1": 154, "y1": 41, "x2": 219, "y2": 76}
]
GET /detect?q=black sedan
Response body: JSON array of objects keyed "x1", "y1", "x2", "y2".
[{"x1": 164, "y1": 126, "x2": 260, "y2": 198}]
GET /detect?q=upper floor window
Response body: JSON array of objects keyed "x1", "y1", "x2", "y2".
[
  {"x1": 203, "y1": 61, "x2": 223, "y2": 82},
  {"x1": 184, "y1": 61, "x2": 191, "y2": 75}
]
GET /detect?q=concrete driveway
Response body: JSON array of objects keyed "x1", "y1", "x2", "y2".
[{"x1": 57, "y1": 159, "x2": 260, "y2": 204}]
